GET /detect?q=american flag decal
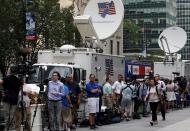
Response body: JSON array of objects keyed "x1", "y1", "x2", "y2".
[
  {"x1": 98, "y1": 1, "x2": 116, "y2": 18},
  {"x1": 105, "y1": 59, "x2": 114, "y2": 76}
]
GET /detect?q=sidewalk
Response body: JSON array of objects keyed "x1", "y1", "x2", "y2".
[
  {"x1": 156, "y1": 117, "x2": 190, "y2": 131},
  {"x1": 77, "y1": 108, "x2": 190, "y2": 131}
]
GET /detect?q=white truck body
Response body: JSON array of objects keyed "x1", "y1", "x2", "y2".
[
  {"x1": 37, "y1": 48, "x2": 125, "y2": 84},
  {"x1": 154, "y1": 60, "x2": 190, "y2": 80}
]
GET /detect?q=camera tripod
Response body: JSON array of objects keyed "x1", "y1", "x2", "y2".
[
  {"x1": 31, "y1": 90, "x2": 48, "y2": 131},
  {"x1": 17, "y1": 83, "x2": 31, "y2": 131},
  {"x1": 30, "y1": 66, "x2": 51, "y2": 131},
  {"x1": 5, "y1": 88, "x2": 31, "y2": 131}
]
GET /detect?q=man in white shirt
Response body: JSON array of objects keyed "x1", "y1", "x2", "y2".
[{"x1": 112, "y1": 74, "x2": 125, "y2": 105}]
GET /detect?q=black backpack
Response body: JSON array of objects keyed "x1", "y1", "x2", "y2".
[
  {"x1": 160, "y1": 82, "x2": 167, "y2": 100},
  {"x1": 121, "y1": 84, "x2": 133, "y2": 93}
]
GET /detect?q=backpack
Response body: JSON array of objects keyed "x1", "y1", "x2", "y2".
[
  {"x1": 160, "y1": 82, "x2": 167, "y2": 100},
  {"x1": 121, "y1": 84, "x2": 133, "y2": 93},
  {"x1": 131, "y1": 83, "x2": 140, "y2": 100},
  {"x1": 120, "y1": 84, "x2": 133, "y2": 100}
]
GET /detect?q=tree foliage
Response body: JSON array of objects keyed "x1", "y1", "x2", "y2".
[
  {"x1": 0, "y1": 0, "x2": 81, "y2": 75},
  {"x1": 0, "y1": 0, "x2": 24, "y2": 75},
  {"x1": 123, "y1": 19, "x2": 140, "y2": 48}
]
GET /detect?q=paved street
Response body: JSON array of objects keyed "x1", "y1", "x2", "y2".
[{"x1": 77, "y1": 108, "x2": 190, "y2": 131}]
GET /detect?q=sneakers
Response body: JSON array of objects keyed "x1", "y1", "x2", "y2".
[
  {"x1": 126, "y1": 118, "x2": 130, "y2": 121},
  {"x1": 90, "y1": 125, "x2": 98, "y2": 130},
  {"x1": 96, "y1": 123, "x2": 102, "y2": 126},
  {"x1": 90, "y1": 125, "x2": 96, "y2": 130},
  {"x1": 150, "y1": 121, "x2": 158, "y2": 126},
  {"x1": 150, "y1": 121, "x2": 153, "y2": 126},
  {"x1": 70, "y1": 125, "x2": 76, "y2": 130}
]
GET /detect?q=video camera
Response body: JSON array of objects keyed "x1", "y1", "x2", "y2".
[{"x1": 11, "y1": 62, "x2": 34, "y2": 76}]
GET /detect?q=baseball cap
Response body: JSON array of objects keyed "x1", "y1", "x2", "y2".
[{"x1": 154, "y1": 74, "x2": 160, "y2": 77}]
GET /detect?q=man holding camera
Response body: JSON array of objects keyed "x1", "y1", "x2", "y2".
[{"x1": 0, "y1": 67, "x2": 21, "y2": 130}]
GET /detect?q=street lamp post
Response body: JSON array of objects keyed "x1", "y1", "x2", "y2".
[{"x1": 144, "y1": 40, "x2": 150, "y2": 58}]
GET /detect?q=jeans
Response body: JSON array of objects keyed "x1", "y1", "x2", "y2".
[
  {"x1": 143, "y1": 100, "x2": 148, "y2": 115},
  {"x1": 15, "y1": 107, "x2": 31, "y2": 131},
  {"x1": 149, "y1": 102, "x2": 159, "y2": 121},
  {"x1": 160, "y1": 100, "x2": 166, "y2": 120},
  {"x1": 3, "y1": 102, "x2": 17, "y2": 130},
  {"x1": 48, "y1": 101, "x2": 62, "y2": 131}
]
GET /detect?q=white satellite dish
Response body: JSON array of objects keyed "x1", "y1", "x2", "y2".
[
  {"x1": 158, "y1": 26, "x2": 187, "y2": 54},
  {"x1": 60, "y1": 45, "x2": 76, "y2": 50},
  {"x1": 83, "y1": 0, "x2": 124, "y2": 40}
]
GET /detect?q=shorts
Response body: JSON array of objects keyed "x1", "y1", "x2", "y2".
[
  {"x1": 103, "y1": 95, "x2": 113, "y2": 109},
  {"x1": 121, "y1": 98, "x2": 132, "y2": 110},
  {"x1": 87, "y1": 97, "x2": 99, "y2": 113},
  {"x1": 61, "y1": 108, "x2": 72, "y2": 123}
]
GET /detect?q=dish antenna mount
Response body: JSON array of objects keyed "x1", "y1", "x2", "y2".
[{"x1": 158, "y1": 26, "x2": 187, "y2": 62}]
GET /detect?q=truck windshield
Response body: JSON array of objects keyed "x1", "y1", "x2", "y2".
[{"x1": 28, "y1": 65, "x2": 72, "y2": 83}]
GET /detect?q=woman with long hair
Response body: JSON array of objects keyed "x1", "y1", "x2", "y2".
[{"x1": 144, "y1": 77, "x2": 160, "y2": 126}]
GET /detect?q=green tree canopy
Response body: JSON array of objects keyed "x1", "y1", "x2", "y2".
[
  {"x1": 123, "y1": 19, "x2": 140, "y2": 48},
  {"x1": 0, "y1": 0, "x2": 81, "y2": 76}
]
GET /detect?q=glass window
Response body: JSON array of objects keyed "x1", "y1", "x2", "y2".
[
  {"x1": 73, "y1": 68, "x2": 80, "y2": 83},
  {"x1": 28, "y1": 65, "x2": 72, "y2": 83}
]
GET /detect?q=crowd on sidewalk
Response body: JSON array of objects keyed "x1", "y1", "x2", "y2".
[
  {"x1": 83, "y1": 73, "x2": 190, "y2": 129},
  {"x1": 0, "y1": 67, "x2": 190, "y2": 131}
]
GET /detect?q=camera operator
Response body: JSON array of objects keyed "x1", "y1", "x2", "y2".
[{"x1": 0, "y1": 67, "x2": 21, "y2": 130}]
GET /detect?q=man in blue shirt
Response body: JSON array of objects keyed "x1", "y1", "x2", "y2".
[
  {"x1": 47, "y1": 71, "x2": 65, "y2": 131},
  {"x1": 65, "y1": 74, "x2": 81, "y2": 129},
  {"x1": 86, "y1": 74, "x2": 101, "y2": 129}
]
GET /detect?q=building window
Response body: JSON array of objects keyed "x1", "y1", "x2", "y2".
[
  {"x1": 110, "y1": 40, "x2": 113, "y2": 54},
  {"x1": 117, "y1": 41, "x2": 120, "y2": 55}
]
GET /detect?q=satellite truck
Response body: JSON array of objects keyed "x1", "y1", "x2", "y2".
[
  {"x1": 35, "y1": 46, "x2": 125, "y2": 85},
  {"x1": 154, "y1": 26, "x2": 190, "y2": 80}
]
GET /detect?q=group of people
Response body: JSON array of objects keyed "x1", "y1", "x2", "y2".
[
  {"x1": 0, "y1": 69, "x2": 82, "y2": 131},
  {"x1": 1, "y1": 67, "x2": 190, "y2": 131},
  {"x1": 47, "y1": 72, "x2": 82, "y2": 131},
  {"x1": 91, "y1": 73, "x2": 188, "y2": 127}
]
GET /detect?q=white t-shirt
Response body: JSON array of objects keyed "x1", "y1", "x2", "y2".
[
  {"x1": 157, "y1": 80, "x2": 166, "y2": 90},
  {"x1": 112, "y1": 81, "x2": 125, "y2": 94},
  {"x1": 147, "y1": 86, "x2": 160, "y2": 102}
]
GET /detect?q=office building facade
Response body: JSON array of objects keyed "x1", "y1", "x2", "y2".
[
  {"x1": 123, "y1": 0, "x2": 177, "y2": 53},
  {"x1": 177, "y1": 0, "x2": 190, "y2": 60}
]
